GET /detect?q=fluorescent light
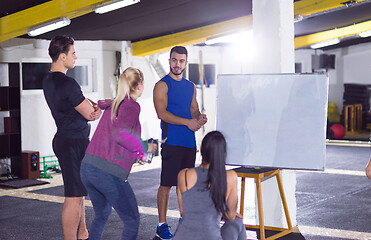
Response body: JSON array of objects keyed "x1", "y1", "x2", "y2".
[
  {"x1": 310, "y1": 38, "x2": 340, "y2": 49},
  {"x1": 205, "y1": 31, "x2": 253, "y2": 45},
  {"x1": 358, "y1": 30, "x2": 371, "y2": 38},
  {"x1": 27, "y1": 18, "x2": 71, "y2": 37},
  {"x1": 94, "y1": 0, "x2": 140, "y2": 14},
  {"x1": 294, "y1": 14, "x2": 303, "y2": 23}
]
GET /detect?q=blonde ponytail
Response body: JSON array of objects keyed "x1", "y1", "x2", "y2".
[{"x1": 111, "y1": 67, "x2": 143, "y2": 121}]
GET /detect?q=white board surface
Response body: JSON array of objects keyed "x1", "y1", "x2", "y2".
[{"x1": 216, "y1": 74, "x2": 328, "y2": 170}]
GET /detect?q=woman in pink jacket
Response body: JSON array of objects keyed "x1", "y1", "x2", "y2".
[{"x1": 80, "y1": 67, "x2": 157, "y2": 240}]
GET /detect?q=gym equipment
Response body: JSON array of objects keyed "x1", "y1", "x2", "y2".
[
  {"x1": 344, "y1": 104, "x2": 362, "y2": 135},
  {"x1": 330, "y1": 124, "x2": 345, "y2": 139},
  {"x1": 39, "y1": 155, "x2": 60, "y2": 179}
]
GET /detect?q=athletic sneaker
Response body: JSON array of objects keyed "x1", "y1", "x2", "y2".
[{"x1": 156, "y1": 223, "x2": 173, "y2": 239}]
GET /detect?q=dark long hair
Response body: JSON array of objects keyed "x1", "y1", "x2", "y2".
[{"x1": 200, "y1": 131, "x2": 228, "y2": 215}]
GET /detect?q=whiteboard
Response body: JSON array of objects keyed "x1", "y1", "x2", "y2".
[{"x1": 216, "y1": 74, "x2": 328, "y2": 170}]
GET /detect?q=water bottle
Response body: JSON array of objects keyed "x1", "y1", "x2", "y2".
[
  {"x1": 144, "y1": 138, "x2": 158, "y2": 163},
  {"x1": 143, "y1": 153, "x2": 153, "y2": 163}
]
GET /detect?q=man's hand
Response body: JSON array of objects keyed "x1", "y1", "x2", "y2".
[
  {"x1": 75, "y1": 98, "x2": 101, "y2": 121},
  {"x1": 186, "y1": 118, "x2": 202, "y2": 132},
  {"x1": 87, "y1": 98, "x2": 97, "y2": 106},
  {"x1": 90, "y1": 106, "x2": 102, "y2": 120},
  {"x1": 88, "y1": 99, "x2": 102, "y2": 120},
  {"x1": 147, "y1": 143, "x2": 158, "y2": 155},
  {"x1": 197, "y1": 114, "x2": 208, "y2": 126}
]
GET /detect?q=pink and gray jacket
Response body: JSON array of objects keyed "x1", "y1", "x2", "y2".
[{"x1": 83, "y1": 97, "x2": 146, "y2": 180}]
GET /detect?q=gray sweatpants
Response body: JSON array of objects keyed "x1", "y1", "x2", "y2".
[{"x1": 221, "y1": 217, "x2": 247, "y2": 240}]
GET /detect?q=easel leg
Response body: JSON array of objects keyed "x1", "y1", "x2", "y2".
[
  {"x1": 256, "y1": 178, "x2": 265, "y2": 240},
  {"x1": 240, "y1": 177, "x2": 246, "y2": 215},
  {"x1": 276, "y1": 172, "x2": 292, "y2": 230}
]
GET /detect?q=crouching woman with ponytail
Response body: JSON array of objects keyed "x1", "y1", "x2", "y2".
[
  {"x1": 173, "y1": 131, "x2": 246, "y2": 240},
  {"x1": 80, "y1": 67, "x2": 157, "y2": 240}
]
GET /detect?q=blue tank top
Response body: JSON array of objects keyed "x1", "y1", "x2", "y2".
[{"x1": 160, "y1": 75, "x2": 196, "y2": 148}]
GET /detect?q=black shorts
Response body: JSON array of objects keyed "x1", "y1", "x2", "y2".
[
  {"x1": 52, "y1": 134, "x2": 89, "y2": 197},
  {"x1": 160, "y1": 145, "x2": 196, "y2": 187}
]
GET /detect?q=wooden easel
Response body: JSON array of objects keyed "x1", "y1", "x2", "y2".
[{"x1": 234, "y1": 167, "x2": 293, "y2": 240}]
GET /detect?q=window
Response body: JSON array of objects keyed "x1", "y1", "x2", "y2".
[
  {"x1": 188, "y1": 63, "x2": 216, "y2": 87},
  {"x1": 22, "y1": 62, "x2": 51, "y2": 90},
  {"x1": 295, "y1": 63, "x2": 302, "y2": 73},
  {"x1": 21, "y1": 58, "x2": 93, "y2": 92}
]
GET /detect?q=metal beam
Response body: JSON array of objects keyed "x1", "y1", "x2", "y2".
[
  {"x1": 132, "y1": 0, "x2": 370, "y2": 56},
  {"x1": 294, "y1": 0, "x2": 368, "y2": 16},
  {"x1": 295, "y1": 20, "x2": 371, "y2": 49},
  {"x1": 132, "y1": 16, "x2": 252, "y2": 57},
  {"x1": 0, "y1": 0, "x2": 109, "y2": 42},
  {"x1": 1, "y1": 0, "x2": 370, "y2": 54}
]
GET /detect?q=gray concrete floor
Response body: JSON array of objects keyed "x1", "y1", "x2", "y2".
[{"x1": 0, "y1": 144, "x2": 370, "y2": 239}]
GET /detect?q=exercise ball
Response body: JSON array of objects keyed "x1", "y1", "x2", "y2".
[{"x1": 330, "y1": 124, "x2": 345, "y2": 139}]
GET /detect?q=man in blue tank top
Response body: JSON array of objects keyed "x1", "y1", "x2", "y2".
[{"x1": 153, "y1": 46, "x2": 207, "y2": 239}]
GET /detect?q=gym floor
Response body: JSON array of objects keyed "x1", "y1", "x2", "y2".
[{"x1": 0, "y1": 143, "x2": 370, "y2": 240}]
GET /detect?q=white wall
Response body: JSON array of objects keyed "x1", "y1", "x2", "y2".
[
  {"x1": 327, "y1": 43, "x2": 371, "y2": 110},
  {"x1": 1, "y1": 37, "x2": 370, "y2": 225},
  {"x1": 0, "y1": 39, "x2": 100, "y2": 157},
  {"x1": 0, "y1": 38, "x2": 159, "y2": 160},
  {"x1": 185, "y1": 45, "x2": 261, "y2": 147},
  {"x1": 133, "y1": 56, "x2": 162, "y2": 141},
  {"x1": 2, "y1": 38, "x2": 370, "y2": 158},
  {"x1": 295, "y1": 49, "x2": 320, "y2": 73},
  {"x1": 295, "y1": 41, "x2": 371, "y2": 111}
]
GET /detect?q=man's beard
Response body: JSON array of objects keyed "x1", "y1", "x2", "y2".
[{"x1": 170, "y1": 66, "x2": 184, "y2": 76}]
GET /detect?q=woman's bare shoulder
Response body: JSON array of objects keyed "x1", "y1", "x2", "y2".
[
  {"x1": 178, "y1": 168, "x2": 197, "y2": 192},
  {"x1": 226, "y1": 169, "x2": 238, "y2": 179},
  {"x1": 178, "y1": 167, "x2": 196, "y2": 177}
]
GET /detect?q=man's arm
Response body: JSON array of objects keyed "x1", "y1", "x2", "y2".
[
  {"x1": 190, "y1": 85, "x2": 202, "y2": 119},
  {"x1": 75, "y1": 98, "x2": 101, "y2": 121},
  {"x1": 153, "y1": 81, "x2": 201, "y2": 131}
]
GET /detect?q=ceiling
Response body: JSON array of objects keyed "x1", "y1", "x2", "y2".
[{"x1": 0, "y1": 0, "x2": 371, "y2": 55}]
